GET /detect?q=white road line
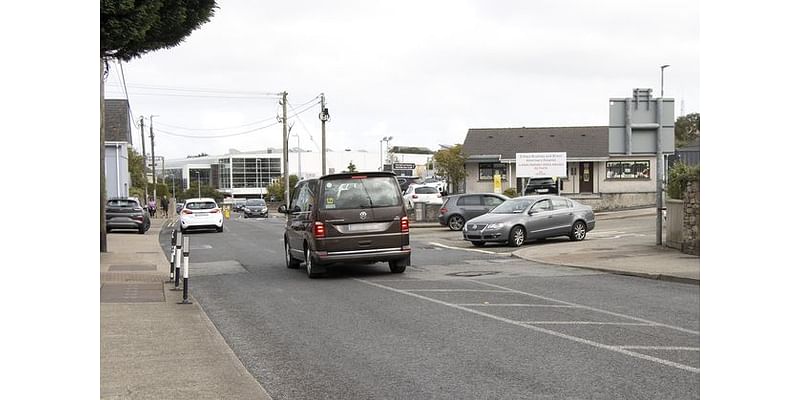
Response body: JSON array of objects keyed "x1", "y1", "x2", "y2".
[
  {"x1": 428, "y1": 242, "x2": 513, "y2": 256},
  {"x1": 406, "y1": 289, "x2": 511, "y2": 293},
  {"x1": 458, "y1": 304, "x2": 576, "y2": 307},
  {"x1": 354, "y1": 278, "x2": 699, "y2": 374},
  {"x1": 618, "y1": 346, "x2": 700, "y2": 351},
  {"x1": 470, "y1": 280, "x2": 700, "y2": 336},
  {"x1": 523, "y1": 321, "x2": 655, "y2": 326}
]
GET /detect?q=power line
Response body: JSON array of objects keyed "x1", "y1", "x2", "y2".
[
  {"x1": 287, "y1": 101, "x2": 321, "y2": 152},
  {"x1": 105, "y1": 82, "x2": 282, "y2": 97},
  {"x1": 152, "y1": 120, "x2": 282, "y2": 139},
  {"x1": 156, "y1": 117, "x2": 276, "y2": 131}
]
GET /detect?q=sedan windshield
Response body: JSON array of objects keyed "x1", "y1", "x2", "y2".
[
  {"x1": 245, "y1": 199, "x2": 266, "y2": 206},
  {"x1": 490, "y1": 199, "x2": 534, "y2": 214},
  {"x1": 186, "y1": 201, "x2": 217, "y2": 210}
]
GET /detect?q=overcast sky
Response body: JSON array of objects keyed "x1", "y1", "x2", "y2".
[{"x1": 104, "y1": 0, "x2": 699, "y2": 160}]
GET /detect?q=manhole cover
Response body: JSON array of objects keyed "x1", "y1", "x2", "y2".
[
  {"x1": 101, "y1": 283, "x2": 164, "y2": 303},
  {"x1": 108, "y1": 264, "x2": 156, "y2": 272},
  {"x1": 447, "y1": 271, "x2": 500, "y2": 277}
]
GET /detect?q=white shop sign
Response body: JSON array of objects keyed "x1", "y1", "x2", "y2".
[{"x1": 515, "y1": 152, "x2": 567, "y2": 178}]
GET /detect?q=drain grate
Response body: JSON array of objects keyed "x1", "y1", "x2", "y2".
[
  {"x1": 447, "y1": 271, "x2": 500, "y2": 277},
  {"x1": 108, "y1": 264, "x2": 156, "y2": 272},
  {"x1": 101, "y1": 283, "x2": 164, "y2": 303}
]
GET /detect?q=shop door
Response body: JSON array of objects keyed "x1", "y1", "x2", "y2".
[{"x1": 579, "y1": 162, "x2": 594, "y2": 193}]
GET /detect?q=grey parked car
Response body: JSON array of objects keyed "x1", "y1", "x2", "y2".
[
  {"x1": 438, "y1": 193, "x2": 509, "y2": 231},
  {"x1": 462, "y1": 195, "x2": 595, "y2": 247}
]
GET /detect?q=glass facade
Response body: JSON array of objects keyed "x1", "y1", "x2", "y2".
[{"x1": 218, "y1": 157, "x2": 282, "y2": 190}]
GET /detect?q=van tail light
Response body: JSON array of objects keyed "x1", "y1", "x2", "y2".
[
  {"x1": 400, "y1": 216, "x2": 409, "y2": 233},
  {"x1": 313, "y1": 221, "x2": 326, "y2": 238},
  {"x1": 182, "y1": 209, "x2": 193, "y2": 215}
]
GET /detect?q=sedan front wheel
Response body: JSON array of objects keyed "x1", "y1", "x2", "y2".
[{"x1": 508, "y1": 226, "x2": 526, "y2": 247}]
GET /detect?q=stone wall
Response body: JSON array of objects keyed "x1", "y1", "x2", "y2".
[{"x1": 682, "y1": 180, "x2": 700, "y2": 256}]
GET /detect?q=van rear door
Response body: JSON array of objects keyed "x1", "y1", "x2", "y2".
[{"x1": 316, "y1": 175, "x2": 407, "y2": 253}]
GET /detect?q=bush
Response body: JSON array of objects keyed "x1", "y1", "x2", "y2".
[
  {"x1": 667, "y1": 162, "x2": 700, "y2": 199},
  {"x1": 503, "y1": 188, "x2": 518, "y2": 198}
]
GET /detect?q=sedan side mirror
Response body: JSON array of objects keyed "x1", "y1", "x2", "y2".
[{"x1": 278, "y1": 204, "x2": 287, "y2": 214}]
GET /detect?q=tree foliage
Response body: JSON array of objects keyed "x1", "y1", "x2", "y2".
[
  {"x1": 175, "y1": 183, "x2": 224, "y2": 203},
  {"x1": 128, "y1": 148, "x2": 148, "y2": 189},
  {"x1": 433, "y1": 144, "x2": 466, "y2": 194},
  {"x1": 267, "y1": 175, "x2": 300, "y2": 202},
  {"x1": 101, "y1": 0, "x2": 217, "y2": 61},
  {"x1": 347, "y1": 162, "x2": 357, "y2": 172},
  {"x1": 675, "y1": 112, "x2": 700, "y2": 148},
  {"x1": 667, "y1": 162, "x2": 700, "y2": 199}
]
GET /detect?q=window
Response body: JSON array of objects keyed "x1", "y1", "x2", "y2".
[
  {"x1": 478, "y1": 163, "x2": 507, "y2": 181},
  {"x1": 606, "y1": 161, "x2": 650, "y2": 179},
  {"x1": 551, "y1": 198, "x2": 572, "y2": 210},
  {"x1": 415, "y1": 186, "x2": 438, "y2": 194},
  {"x1": 322, "y1": 177, "x2": 402, "y2": 209},
  {"x1": 531, "y1": 200, "x2": 553, "y2": 212},
  {"x1": 245, "y1": 199, "x2": 266, "y2": 206},
  {"x1": 482, "y1": 196, "x2": 504, "y2": 207},
  {"x1": 186, "y1": 201, "x2": 217, "y2": 210},
  {"x1": 457, "y1": 195, "x2": 481, "y2": 206}
]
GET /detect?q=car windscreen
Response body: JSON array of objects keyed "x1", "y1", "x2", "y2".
[
  {"x1": 245, "y1": 199, "x2": 266, "y2": 206},
  {"x1": 186, "y1": 201, "x2": 217, "y2": 210},
  {"x1": 107, "y1": 199, "x2": 139, "y2": 208},
  {"x1": 322, "y1": 177, "x2": 402, "y2": 209},
  {"x1": 527, "y1": 178, "x2": 554, "y2": 186},
  {"x1": 490, "y1": 199, "x2": 534, "y2": 214}
]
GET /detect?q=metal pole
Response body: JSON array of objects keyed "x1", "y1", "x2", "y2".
[
  {"x1": 320, "y1": 93, "x2": 328, "y2": 176},
  {"x1": 140, "y1": 116, "x2": 148, "y2": 204},
  {"x1": 656, "y1": 98, "x2": 664, "y2": 245},
  {"x1": 197, "y1": 172, "x2": 201, "y2": 198},
  {"x1": 169, "y1": 230, "x2": 176, "y2": 283},
  {"x1": 282, "y1": 92, "x2": 290, "y2": 207},
  {"x1": 180, "y1": 236, "x2": 192, "y2": 304},
  {"x1": 150, "y1": 115, "x2": 158, "y2": 203}
]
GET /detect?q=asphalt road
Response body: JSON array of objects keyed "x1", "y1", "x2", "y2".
[{"x1": 160, "y1": 214, "x2": 700, "y2": 400}]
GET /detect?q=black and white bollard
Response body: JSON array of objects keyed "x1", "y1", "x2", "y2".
[
  {"x1": 179, "y1": 236, "x2": 192, "y2": 304},
  {"x1": 168, "y1": 230, "x2": 177, "y2": 283},
  {"x1": 171, "y1": 231, "x2": 183, "y2": 291}
]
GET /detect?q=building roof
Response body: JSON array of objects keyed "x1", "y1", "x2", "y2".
[
  {"x1": 462, "y1": 126, "x2": 609, "y2": 160},
  {"x1": 104, "y1": 99, "x2": 132, "y2": 143}
]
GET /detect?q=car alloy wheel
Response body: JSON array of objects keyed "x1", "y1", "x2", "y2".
[
  {"x1": 570, "y1": 221, "x2": 587, "y2": 241},
  {"x1": 509, "y1": 226, "x2": 525, "y2": 247},
  {"x1": 448, "y1": 215, "x2": 465, "y2": 231}
]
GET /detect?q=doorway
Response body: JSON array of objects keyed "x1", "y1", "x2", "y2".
[{"x1": 579, "y1": 162, "x2": 594, "y2": 193}]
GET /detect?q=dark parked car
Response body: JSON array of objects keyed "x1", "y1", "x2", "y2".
[
  {"x1": 438, "y1": 193, "x2": 509, "y2": 231},
  {"x1": 242, "y1": 198, "x2": 268, "y2": 218},
  {"x1": 462, "y1": 195, "x2": 595, "y2": 247},
  {"x1": 105, "y1": 197, "x2": 151, "y2": 234},
  {"x1": 524, "y1": 178, "x2": 558, "y2": 195},
  {"x1": 396, "y1": 176, "x2": 422, "y2": 192},
  {"x1": 279, "y1": 172, "x2": 410, "y2": 278}
]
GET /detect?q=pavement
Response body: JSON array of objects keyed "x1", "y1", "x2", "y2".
[{"x1": 100, "y1": 207, "x2": 698, "y2": 399}]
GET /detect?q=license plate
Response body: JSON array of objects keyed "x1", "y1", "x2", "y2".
[
  {"x1": 196, "y1": 212, "x2": 208, "y2": 217},
  {"x1": 536, "y1": 189, "x2": 548, "y2": 193}
]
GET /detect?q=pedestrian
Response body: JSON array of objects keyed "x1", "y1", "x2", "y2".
[
  {"x1": 147, "y1": 198, "x2": 156, "y2": 218},
  {"x1": 160, "y1": 195, "x2": 169, "y2": 217}
]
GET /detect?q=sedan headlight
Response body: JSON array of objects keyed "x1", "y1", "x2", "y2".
[{"x1": 486, "y1": 223, "x2": 505, "y2": 230}]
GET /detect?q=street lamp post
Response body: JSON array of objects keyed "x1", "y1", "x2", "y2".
[
  {"x1": 660, "y1": 64, "x2": 670, "y2": 97},
  {"x1": 256, "y1": 159, "x2": 262, "y2": 199},
  {"x1": 380, "y1": 136, "x2": 393, "y2": 171},
  {"x1": 656, "y1": 64, "x2": 670, "y2": 246}
]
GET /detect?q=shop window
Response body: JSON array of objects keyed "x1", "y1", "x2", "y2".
[
  {"x1": 478, "y1": 163, "x2": 507, "y2": 181},
  {"x1": 606, "y1": 161, "x2": 650, "y2": 179}
]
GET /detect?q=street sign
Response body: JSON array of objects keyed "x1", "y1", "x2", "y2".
[
  {"x1": 515, "y1": 152, "x2": 567, "y2": 178},
  {"x1": 393, "y1": 163, "x2": 415, "y2": 170}
]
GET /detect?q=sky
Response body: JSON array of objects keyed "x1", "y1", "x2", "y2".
[{"x1": 103, "y1": 0, "x2": 699, "y2": 161}]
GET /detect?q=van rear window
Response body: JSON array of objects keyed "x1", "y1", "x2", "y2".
[{"x1": 322, "y1": 177, "x2": 402, "y2": 209}]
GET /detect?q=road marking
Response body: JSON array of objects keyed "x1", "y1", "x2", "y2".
[
  {"x1": 618, "y1": 346, "x2": 700, "y2": 351},
  {"x1": 470, "y1": 280, "x2": 700, "y2": 336},
  {"x1": 458, "y1": 304, "x2": 576, "y2": 307},
  {"x1": 523, "y1": 321, "x2": 655, "y2": 326},
  {"x1": 428, "y1": 242, "x2": 513, "y2": 256},
  {"x1": 406, "y1": 289, "x2": 510, "y2": 293},
  {"x1": 354, "y1": 278, "x2": 699, "y2": 374}
]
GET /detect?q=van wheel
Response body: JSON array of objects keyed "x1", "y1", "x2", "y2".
[
  {"x1": 305, "y1": 247, "x2": 321, "y2": 278},
  {"x1": 285, "y1": 241, "x2": 300, "y2": 269},
  {"x1": 389, "y1": 257, "x2": 408, "y2": 273}
]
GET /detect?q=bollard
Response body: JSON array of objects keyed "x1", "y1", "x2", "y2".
[
  {"x1": 179, "y1": 236, "x2": 192, "y2": 304},
  {"x1": 168, "y1": 230, "x2": 177, "y2": 283},
  {"x1": 172, "y1": 231, "x2": 183, "y2": 291}
]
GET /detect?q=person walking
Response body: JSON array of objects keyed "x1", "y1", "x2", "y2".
[
  {"x1": 147, "y1": 198, "x2": 156, "y2": 218},
  {"x1": 160, "y1": 195, "x2": 169, "y2": 218}
]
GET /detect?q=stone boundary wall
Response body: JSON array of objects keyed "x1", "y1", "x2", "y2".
[{"x1": 682, "y1": 180, "x2": 700, "y2": 256}]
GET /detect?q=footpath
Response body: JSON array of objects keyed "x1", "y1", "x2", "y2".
[{"x1": 100, "y1": 216, "x2": 270, "y2": 400}]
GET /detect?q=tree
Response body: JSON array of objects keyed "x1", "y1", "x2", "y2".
[
  {"x1": 347, "y1": 161, "x2": 357, "y2": 172},
  {"x1": 433, "y1": 144, "x2": 466, "y2": 194},
  {"x1": 100, "y1": 1, "x2": 217, "y2": 251},
  {"x1": 267, "y1": 175, "x2": 300, "y2": 202},
  {"x1": 176, "y1": 183, "x2": 224, "y2": 204},
  {"x1": 128, "y1": 148, "x2": 148, "y2": 190},
  {"x1": 675, "y1": 112, "x2": 700, "y2": 148}
]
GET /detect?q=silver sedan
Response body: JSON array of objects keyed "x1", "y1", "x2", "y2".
[{"x1": 462, "y1": 195, "x2": 595, "y2": 247}]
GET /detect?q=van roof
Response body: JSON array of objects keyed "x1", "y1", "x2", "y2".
[{"x1": 320, "y1": 171, "x2": 398, "y2": 180}]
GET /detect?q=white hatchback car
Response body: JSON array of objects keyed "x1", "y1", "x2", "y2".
[
  {"x1": 179, "y1": 198, "x2": 224, "y2": 233},
  {"x1": 403, "y1": 184, "x2": 443, "y2": 209}
]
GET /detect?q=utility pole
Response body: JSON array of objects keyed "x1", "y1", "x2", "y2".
[
  {"x1": 149, "y1": 115, "x2": 158, "y2": 203},
  {"x1": 657, "y1": 64, "x2": 669, "y2": 246},
  {"x1": 319, "y1": 93, "x2": 329, "y2": 176},
  {"x1": 140, "y1": 116, "x2": 148, "y2": 202},
  {"x1": 281, "y1": 92, "x2": 290, "y2": 207}
]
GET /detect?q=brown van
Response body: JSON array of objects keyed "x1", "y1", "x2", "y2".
[{"x1": 278, "y1": 172, "x2": 411, "y2": 278}]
